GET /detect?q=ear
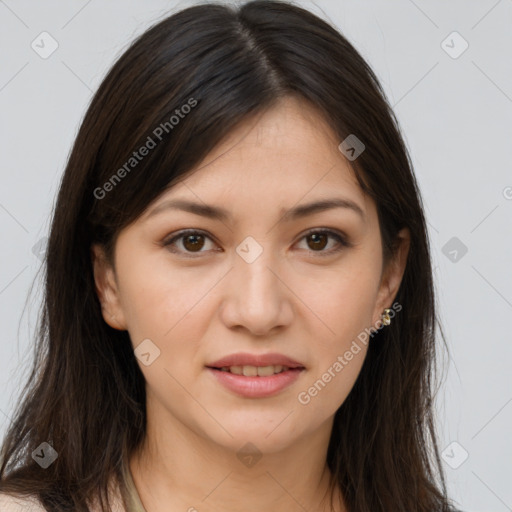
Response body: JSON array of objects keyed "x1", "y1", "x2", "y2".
[
  {"x1": 372, "y1": 227, "x2": 410, "y2": 325},
  {"x1": 91, "y1": 243, "x2": 127, "y2": 331}
]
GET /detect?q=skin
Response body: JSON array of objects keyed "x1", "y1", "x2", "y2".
[{"x1": 92, "y1": 95, "x2": 410, "y2": 512}]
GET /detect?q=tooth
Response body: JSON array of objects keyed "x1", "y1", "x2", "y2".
[
  {"x1": 257, "y1": 365, "x2": 275, "y2": 377},
  {"x1": 224, "y1": 364, "x2": 293, "y2": 376},
  {"x1": 242, "y1": 365, "x2": 258, "y2": 376}
]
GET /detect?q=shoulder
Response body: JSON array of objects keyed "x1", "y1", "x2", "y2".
[
  {"x1": 0, "y1": 478, "x2": 127, "y2": 512},
  {"x1": 0, "y1": 492, "x2": 46, "y2": 511},
  {"x1": 0, "y1": 491, "x2": 126, "y2": 511}
]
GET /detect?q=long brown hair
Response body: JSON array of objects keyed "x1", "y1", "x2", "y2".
[{"x1": 0, "y1": 1, "x2": 460, "y2": 510}]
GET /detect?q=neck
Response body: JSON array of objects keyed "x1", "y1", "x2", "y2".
[{"x1": 129, "y1": 407, "x2": 345, "y2": 512}]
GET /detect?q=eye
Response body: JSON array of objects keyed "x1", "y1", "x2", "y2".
[
  {"x1": 296, "y1": 228, "x2": 349, "y2": 256},
  {"x1": 163, "y1": 229, "x2": 217, "y2": 256},
  {"x1": 163, "y1": 228, "x2": 350, "y2": 258}
]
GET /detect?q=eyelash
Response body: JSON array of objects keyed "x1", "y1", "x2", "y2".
[{"x1": 162, "y1": 228, "x2": 350, "y2": 258}]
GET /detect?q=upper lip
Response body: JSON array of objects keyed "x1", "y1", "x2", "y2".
[{"x1": 207, "y1": 352, "x2": 305, "y2": 369}]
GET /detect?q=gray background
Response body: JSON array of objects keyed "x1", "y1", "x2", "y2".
[{"x1": 1, "y1": 1, "x2": 511, "y2": 510}]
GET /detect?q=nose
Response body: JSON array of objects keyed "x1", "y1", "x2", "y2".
[{"x1": 219, "y1": 245, "x2": 294, "y2": 337}]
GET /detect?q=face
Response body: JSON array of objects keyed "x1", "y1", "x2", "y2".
[{"x1": 92, "y1": 95, "x2": 409, "y2": 455}]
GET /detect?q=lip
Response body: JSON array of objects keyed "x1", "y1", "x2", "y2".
[
  {"x1": 205, "y1": 352, "x2": 305, "y2": 399},
  {"x1": 206, "y1": 367, "x2": 304, "y2": 398},
  {"x1": 207, "y1": 352, "x2": 305, "y2": 369}
]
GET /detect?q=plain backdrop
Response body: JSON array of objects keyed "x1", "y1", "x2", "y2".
[{"x1": 1, "y1": 1, "x2": 511, "y2": 511}]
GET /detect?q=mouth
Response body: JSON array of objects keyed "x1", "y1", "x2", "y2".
[
  {"x1": 205, "y1": 353, "x2": 305, "y2": 398},
  {"x1": 205, "y1": 358, "x2": 306, "y2": 399},
  {"x1": 206, "y1": 352, "x2": 305, "y2": 371},
  {"x1": 206, "y1": 364, "x2": 302, "y2": 377}
]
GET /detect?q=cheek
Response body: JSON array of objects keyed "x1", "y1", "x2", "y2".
[
  {"x1": 296, "y1": 273, "x2": 375, "y2": 397},
  {"x1": 295, "y1": 260, "x2": 380, "y2": 349},
  {"x1": 115, "y1": 248, "x2": 215, "y2": 342},
  {"x1": 118, "y1": 263, "x2": 212, "y2": 399},
  {"x1": 297, "y1": 342, "x2": 368, "y2": 419},
  {"x1": 292, "y1": 259, "x2": 378, "y2": 410}
]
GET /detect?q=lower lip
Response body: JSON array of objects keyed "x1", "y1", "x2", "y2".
[{"x1": 206, "y1": 367, "x2": 304, "y2": 398}]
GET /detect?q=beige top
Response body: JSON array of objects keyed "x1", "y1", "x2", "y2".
[
  {"x1": 0, "y1": 463, "x2": 147, "y2": 512},
  {"x1": 122, "y1": 460, "x2": 148, "y2": 512},
  {"x1": 0, "y1": 492, "x2": 44, "y2": 512}
]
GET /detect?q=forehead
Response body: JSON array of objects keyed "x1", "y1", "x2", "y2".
[
  {"x1": 141, "y1": 96, "x2": 373, "y2": 225},
  {"x1": 192, "y1": 96, "x2": 354, "y2": 180}
]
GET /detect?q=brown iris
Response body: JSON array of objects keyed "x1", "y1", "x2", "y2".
[
  {"x1": 306, "y1": 232, "x2": 328, "y2": 251},
  {"x1": 182, "y1": 234, "x2": 205, "y2": 252}
]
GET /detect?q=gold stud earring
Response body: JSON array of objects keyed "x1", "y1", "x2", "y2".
[{"x1": 381, "y1": 308, "x2": 392, "y2": 326}]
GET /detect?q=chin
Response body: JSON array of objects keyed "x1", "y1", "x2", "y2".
[{"x1": 200, "y1": 413, "x2": 306, "y2": 452}]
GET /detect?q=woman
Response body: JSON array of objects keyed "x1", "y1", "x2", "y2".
[{"x1": 0, "y1": 1, "x2": 461, "y2": 511}]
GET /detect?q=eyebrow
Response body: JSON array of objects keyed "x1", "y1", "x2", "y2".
[{"x1": 145, "y1": 197, "x2": 365, "y2": 222}]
